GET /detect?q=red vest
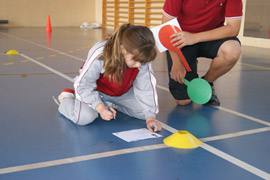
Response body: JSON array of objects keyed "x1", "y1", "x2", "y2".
[{"x1": 96, "y1": 67, "x2": 139, "y2": 96}]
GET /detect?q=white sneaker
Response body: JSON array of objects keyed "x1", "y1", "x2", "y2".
[{"x1": 58, "y1": 88, "x2": 75, "y2": 103}]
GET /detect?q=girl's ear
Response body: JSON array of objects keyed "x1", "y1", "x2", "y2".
[{"x1": 120, "y1": 45, "x2": 126, "y2": 54}]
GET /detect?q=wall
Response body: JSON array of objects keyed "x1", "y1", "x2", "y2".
[
  {"x1": 0, "y1": 0, "x2": 96, "y2": 26},
  {"x1": 95, "y1": 0, "x2": 103, "y2": 24},
  {"x1": 239, "y1": 0, "x2": 270, "y2": 49},
  {"x1": 244, "y1": 0, "x2": 270, "y2": 31}
]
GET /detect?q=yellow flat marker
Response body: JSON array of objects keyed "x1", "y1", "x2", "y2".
[
  {"x1": 48, "y1": 55, "x2": 56, "y2": 57},
  {"x1": 68, "y1": 50, "x2": 74, "y2": 53},
  {"x1": 163, "y1": 130, "x2": 202, "y2": 149},
  {"x1": 21, "y1": 60, "x2": 30, "y2": 62},
  {"x1": 75, "y1": 49, "x2": 80, "y2": 51}
]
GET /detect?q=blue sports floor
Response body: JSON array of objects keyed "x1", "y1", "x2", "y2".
[{"x1": 0, "y1": 27, "x2": 270, "y2": 180}]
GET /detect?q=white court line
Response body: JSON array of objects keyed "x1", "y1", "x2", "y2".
[
  {"x1": 19, "y1": 54, "x2": 74, "y2": 83},
  {"x1": 158, "y1": 85, "x2": 270, "y2": 127},
  {"x1": 3, "y1": 53, "x2": 267, "y2": 179},
  {"x1": 159, "y1": 121, "x2": 178, "y2": 133},
  {"x1": 216, "y1": 106, "x2": 270, "y2": 126},
  {"x1": 3, "y1": 31, "x2": 269, "y2": 127},
  {"x1": 0, "y1": 32, "x2": 84, "y2": 62},
  {"x1": 1, "y1": 127, "x2": 270, "y2": 178},
  {"x1": 159, "y1": 120, "x2": 270, "y2": 143},
  {"x1": 200, "y1": 127, "x2": 270, "y2": 142},
  {"x1": 0, "y1": 144, "x2": 167, "y2": 175},
  {"x1": 201, "y1": 143, "x2": 270, "y2": 180}
]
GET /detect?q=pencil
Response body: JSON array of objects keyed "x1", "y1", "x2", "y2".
[{"x1": 101, "y1": 96, "x2": 112, "y2": 112}]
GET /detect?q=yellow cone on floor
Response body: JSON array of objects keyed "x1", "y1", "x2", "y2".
[
  {"x1": 163, "y1": 130, "x2": 202, "y2": 149},
  {"x1": 6, "y1": 49, "x2": 20, "y2": 55}
]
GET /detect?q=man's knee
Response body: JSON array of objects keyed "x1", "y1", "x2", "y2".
[
  {"x1": 175, "y1": 99, "x2": 191, "y2": 106},
  {"x1": 220, "y1": 40, "x2": 241, "y2": 64}
]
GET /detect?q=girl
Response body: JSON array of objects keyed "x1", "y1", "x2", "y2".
[{"x1": 57, "y1": 24, "x2": 162, "y2": 132}]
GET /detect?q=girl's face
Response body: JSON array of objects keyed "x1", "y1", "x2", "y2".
[{"x1": 121, "y1": 45, "x2": 141, "y2": 68}]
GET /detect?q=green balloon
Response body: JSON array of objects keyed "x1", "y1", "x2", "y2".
[{"x1": 184, "y1": 78, "x2": 212, "y2": 104}]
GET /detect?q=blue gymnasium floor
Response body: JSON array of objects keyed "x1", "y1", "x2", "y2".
[{"x1": 0, "y1": 27, "x2": 270, "y2": 180}]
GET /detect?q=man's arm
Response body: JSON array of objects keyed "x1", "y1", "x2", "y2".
[
  {"x1": 169, "y1": 17, "x2": 242, "y2": 49},
  {"x1": 162, "y1": 15, "x2": 187, "y2": 84}
]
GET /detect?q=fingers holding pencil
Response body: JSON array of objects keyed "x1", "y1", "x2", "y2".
[{"x1": 100, "y1": 96, "x2": 116, "y2": 120}]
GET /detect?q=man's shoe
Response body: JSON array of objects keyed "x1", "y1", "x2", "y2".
[{"x1": 206, "y1": 84, "x2": 220, "y2": 106}]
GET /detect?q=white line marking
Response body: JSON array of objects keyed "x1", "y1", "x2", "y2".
[
  {"x1": 200, "y1": 127, "x2": 270, "y2": 142},
  {"x1": 216, "y1": 106, "x2": 270, "y2": 126},
  {"x1": 201, "y1": 143, "x2": 270, "y2": 180},
  {"x1": 157, "y1": 85, "x2": 169, "y2": 92},
  {"x1": 19, "y1": 54, "x2": 74, "y2": 83},
  {"x1": 0, "y1": 32, "x2": 84, "y2": 62},
  {"x1": 4, "y1": 31, "x2": 269, "y2": 127},
  {"x1": 157, "y1": 85, "x2": 270, "y2": 127},
  {"x1": 159, "y1": 121, "x2": 178, "y2": 133},
  {"x1": 13, "y1": 53, "x2": 270, "y2": 179},
  {"x1": 0, "y1": 144, "x2": 167, "y2": 175}
]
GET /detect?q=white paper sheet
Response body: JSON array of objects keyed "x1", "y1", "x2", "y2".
[
  {"x1": 150, "y1": 18, "x2": 181, "y2": 52},
  {"x1": 112, "y1": 128, "x2": 162, "y2": 142}
]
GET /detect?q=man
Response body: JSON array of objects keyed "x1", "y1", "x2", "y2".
[{"x1": 162, "y1": 0, "x2": 242, "y2": 106}]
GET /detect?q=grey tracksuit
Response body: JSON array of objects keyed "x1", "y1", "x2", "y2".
[{"x1": 59, "y1": 40, "x2": 159, "y2": 125}]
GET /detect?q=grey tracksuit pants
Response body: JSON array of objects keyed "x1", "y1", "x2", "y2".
[{"x1": 58, "y1": 88, "x2": 146, "y2": 125}]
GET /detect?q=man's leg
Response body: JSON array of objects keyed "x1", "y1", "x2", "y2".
[
  {"x1": 166, "y1": 44, "x2": 200, "y2": 106},
  {"x1": 200, "y1": 37, "x2": 241, "y2": 106},
  {"x1": 203, "y1": 40, "x2": 241, "y2": 82}
]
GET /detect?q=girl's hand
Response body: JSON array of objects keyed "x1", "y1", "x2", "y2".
[
  {"x1": 96, "y1": 103, "x2": 116, "y2": 121},
  {"x1": 146, "y1": 117, "x2": 162, "y2": 132}
]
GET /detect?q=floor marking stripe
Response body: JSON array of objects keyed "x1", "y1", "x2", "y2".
[
  {"x1": 238, "y1": 62, "x2": 270, "y2": 70},
  {"x1": 19, "y1": 54, "x2": 74, "y2": 83},
  {"x1": 201, "y1": 143, "x2": 270, "y2": 180},
  {"x1": 0, "y1": 32, "x2": 84, "y2": 62},
  {"x1": 157, "y1": 85, "x2": 270, "y2": 127},
  {"x1": 157, "y1": 85, "x2": 170, "y2": 92},
  {"x1": 216, "y1": 106, "x2": 270, "y2": 126},
  {"x1": 200, "y1": 127, "x2": 270, "y2": 142},
  {"x1": 159, "y1": 121, "x2": 178, "y2": 133},
  {"x1": 0, "y1": 144, "x2": 168, "y2": 175},
  {"x1": 36, "y1": 57, "x2": 45, "y2": 60},
  {"x1": 13, "y1": 53, "x2": 270, "y2": 179},
  {"x1": 3, "y1": 62, "x2": 14, "y2": 65}
]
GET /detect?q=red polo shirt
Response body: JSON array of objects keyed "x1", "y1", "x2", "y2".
[{"x1": 163, "y1": 0, "x2": 242, "y2": 33}]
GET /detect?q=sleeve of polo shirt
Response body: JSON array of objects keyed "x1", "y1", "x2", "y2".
[
  {"x1": 163, "y1": 0, "x2": 182, "y2": 18},
  {"x1": 225, "y1": 0, "x2": 243, "y2": 19}
]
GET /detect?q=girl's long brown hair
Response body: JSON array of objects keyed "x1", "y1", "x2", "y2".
[{"x1": 102, "y1": 23, "x2": 157, "y2": 84}]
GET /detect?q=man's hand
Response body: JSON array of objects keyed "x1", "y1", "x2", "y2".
[
  {"x1": 169, "y1": 51, "x2": 187, "y2": 84},
  {"x1": 170, "y1": 31, "x2": 198, "y2": 49}
]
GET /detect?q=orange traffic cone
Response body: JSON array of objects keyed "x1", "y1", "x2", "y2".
[{"x1": 46, "y1": 15, "x2": 52, "y2": 33}]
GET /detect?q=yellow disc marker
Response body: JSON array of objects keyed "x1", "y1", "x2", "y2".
[
  {"x1": 163, "y1": 130, "x2": 202, "y2": 149},
  {"x1": 6, "y1": 49, "x2": 20, "y2": 55}
]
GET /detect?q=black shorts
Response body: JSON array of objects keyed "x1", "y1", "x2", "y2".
[{"x1": 166, "y1": 37, "x2": 240, "y2": 100}]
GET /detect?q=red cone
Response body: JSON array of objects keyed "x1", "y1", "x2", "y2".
[{"x1": 46, "y1": 15, "x2": 52, "y2": 33}]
